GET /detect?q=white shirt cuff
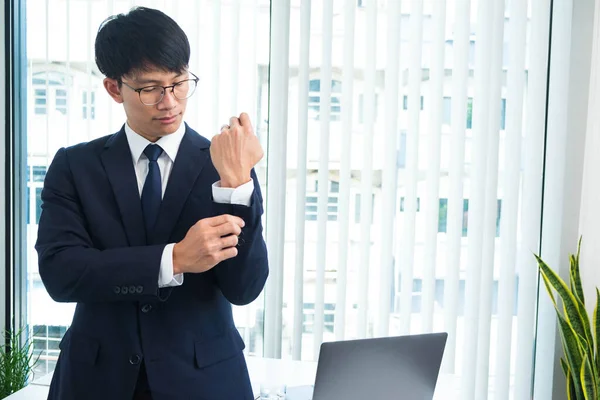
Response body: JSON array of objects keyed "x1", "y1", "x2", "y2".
[
  {"x1": 158, "y1": 243, "x2": 184, "y2": 288},
  {"x1": 212, "y1": 179, "x2": 254, "y2": 206}
]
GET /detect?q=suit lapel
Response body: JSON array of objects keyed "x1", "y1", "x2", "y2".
[
  {"x1": 100, "y1": 127, "x2": 147, "y2": 247},
  {"x1": 151, "y1": 128, "x2": 210, "y2": 245}
]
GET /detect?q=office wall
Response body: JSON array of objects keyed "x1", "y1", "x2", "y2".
[{"x1": 579, "y1": 0, "x2": 600, "y2": 315}]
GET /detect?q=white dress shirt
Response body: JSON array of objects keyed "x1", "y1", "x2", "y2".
[{"x1": 124, "y1": 122, "x2": 255, "y2": 288}]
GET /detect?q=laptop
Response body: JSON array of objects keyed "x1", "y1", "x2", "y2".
[{"x1": 308, "y1": 332, "x2": 448, "y2": 400}]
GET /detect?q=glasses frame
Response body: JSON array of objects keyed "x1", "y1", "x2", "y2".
[{"x1": 120, "y1": 72, "x2": 199, "y2": 106}]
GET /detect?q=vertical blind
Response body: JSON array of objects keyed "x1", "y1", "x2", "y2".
[
  {"x1": 265, "y1": 0, "x2": 551, "y2": 399},
  {"x1": 23, "y1": 0, "x2": 555, "y2": 398}
]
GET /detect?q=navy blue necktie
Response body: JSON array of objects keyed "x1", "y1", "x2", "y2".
[{"x1": 141, "y1": 144, "x2": 164, "y2": 241}]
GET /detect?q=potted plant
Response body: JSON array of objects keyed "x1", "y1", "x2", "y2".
[
  {"x1": 0, "y1": 327, "x2": 40, "y2": 398},
  {"x1": 535, "y1": 239, "x2": 599, "y2": 399}
]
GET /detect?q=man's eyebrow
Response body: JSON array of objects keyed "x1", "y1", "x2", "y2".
[{"x1": 134, "y1": 73, "x2": 185, "y2": 85}]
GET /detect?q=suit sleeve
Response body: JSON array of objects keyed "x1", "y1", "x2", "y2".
[
  {"x1": 35, "y1": 148, "x2": 166, "y2": 303},
  {"x1": 211, "y1": 169, "x2": 269, "y2": 306}
]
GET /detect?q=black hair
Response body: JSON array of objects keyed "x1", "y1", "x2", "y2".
[{"x1": 95, "y1": 7, "x2": 190, "y2": 81}]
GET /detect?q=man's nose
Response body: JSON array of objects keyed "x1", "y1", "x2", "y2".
[{"x1": 159, "y1": 88, "x2": 178, "y2": 109}]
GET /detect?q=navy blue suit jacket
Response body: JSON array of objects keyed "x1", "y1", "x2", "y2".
[{"x1": 35, "y1": 124, "x2": 269, "y2": 400}]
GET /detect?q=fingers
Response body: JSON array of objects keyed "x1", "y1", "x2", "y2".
[
  {"x1": 223, "y1": 113, "x2": 252, "y2": 134},
  {"x1": 229, "y1": 116, "x2": 241, "y2": 129},
  {"x1": 216, "y1": 221, "x2": 242, "y2": 237},
  {"x1": 217, "y1": 246, "x2": 239, "y2": 263},
  {"x1": 238, "y1": 112, "x2": 252, "y2": 129},
  {"x1": 206, "y1": 214, "x2": 245, "y2": 228},
  {"x1": 220, "y1": 234, "x2": 239, "y2": 249}
]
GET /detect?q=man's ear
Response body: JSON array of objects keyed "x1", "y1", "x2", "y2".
[{"x1": 103, "y1": 78, "x2": 124, "y2": 104}]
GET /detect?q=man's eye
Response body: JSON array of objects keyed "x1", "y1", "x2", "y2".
[{"x1": 141, "y1": 87, "x2": 159, "y2": 93}]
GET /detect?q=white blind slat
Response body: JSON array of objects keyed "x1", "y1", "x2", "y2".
[
  {"x1": 495, "y1": 0, "x2": 528, "y2": 397},
  {"x1": 474, "y1": 1, "x2": 506, "y2": 397},
  {"x1": 86, "y1": 1, "x2": 93, "y2": 141},
  {"x1": 263, "y1": 0, "x2": 291, "y2": 359},
  {"x1": 230, "y1": 0, "x2": 240, "y2": 112},
  {"x1": 398, "y1": 0, "x2": 424, "y2": 336},
  {"x1": 65, "y1": 0, "x2": 72, "y2": 145},
  {"x1": 211, "y1": 0, "x2": 221, "y2": 132},
  {"x1": 106, "y1": 0, "x2": 114, "y2": 134},
  {"x1": 357, "y1": 0, "x2": 378, "y2": 340},
  {"x1": 314, "y1": 0, "x2": 334, "y2": 361},
  {"x1": 442, "y1": 0, "x2": 471, "y2": 375},
  {"x1": 376, "y1": 0, "x2": 402, "y2": 338},
  {"x1": 292, "y1": 0, "x2": 311, "y2": 362},
  {"x1": 421, "y1": 0, "x2": 447, "y2": 335},
  {"x1": 335, "y1": 0, "x2": 356, "y2": 342},
  {"x1": 45, "y1": 0, "x2": 50, "y2": 160},
  {"x1": 461, "y1": 0, "x2": 495, "y2": 397}
]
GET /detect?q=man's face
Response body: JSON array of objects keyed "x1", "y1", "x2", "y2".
[{"x1": 104, "y1": 67, "x2": 190, "y2": 142}]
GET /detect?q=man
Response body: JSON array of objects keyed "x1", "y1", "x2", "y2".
[{"x1": 35, "y1": 7, "x2": 268, "y2": 400}]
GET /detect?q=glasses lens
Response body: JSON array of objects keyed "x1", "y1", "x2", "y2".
[
  {"x1": 173, "y1": 80, "x2": 197, "y2": 100},
  {"x1": 139, "y1": 87, "x2": 164, "y2": 105}
]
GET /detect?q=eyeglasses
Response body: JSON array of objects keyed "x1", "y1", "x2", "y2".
[{"x1": 120, "y1": 72, "x2": 199, "y2": 106}]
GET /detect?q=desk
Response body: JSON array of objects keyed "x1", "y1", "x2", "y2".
[{"x1": 4, "y1": 357, "x2": 459, "y2": 399}]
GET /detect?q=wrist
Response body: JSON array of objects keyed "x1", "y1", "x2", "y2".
[
  {"x1": 172, "y1": 243, "x2": 186, "y2": 275},
  {"x1": 220, "y1": 174, "x2": 251, "y2": 188}
]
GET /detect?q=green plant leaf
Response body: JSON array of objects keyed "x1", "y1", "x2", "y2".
[
  {"x1": 595, "y1": 289, "x2": 600, "y2": 373},
  {"x1": 570, "y1": 238, "x2": 585, "y2": 305},
  {"x1": 0, "y1": 327, "x2": 40, "y2": 398},
  {"x1": 556, "y1": 310, "x2": 585, "y2": 400},
  {"x1": 561, "y1": 357, "x2": 570, "y2": 378},
  {"x1": 581, "y1": 353, "x2": 598, "y2": 400},
  {"x1": 536, "y1": 254, "x2": 593, "y2": 351},
  {"x1": 561, "y1": 357, "x2": 578, "y2": 400}
]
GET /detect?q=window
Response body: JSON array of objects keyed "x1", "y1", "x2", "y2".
[
  {"x1": 34, "y1": 89, "x2": 47, "y2": 115},
  {"x1": 26, "y1": 166, "x2": 46, "y2": 225},
  {"x1": 358, "y1": 93, "x2": 379, "y2": 124},
  {"x1": 303, "y1": 303, "x2": 335, "y2": 334},
  {"x1": 403, "y1": 95, "x2": 424, "y2": 110},
  {"x1": 308, "y1": 79, "x2": 342, "y2": 121},
  {"x1": 443, "y1": 97, "x2": 505, "y2": 130},
  {"x1": 399, "y1": 197, "x2": 421, "y2": 212},
  {"x1": 437, "y1": 198, "x2": 502, "y2": 237},
  {"x1": 397, "y1": 131, "x2": 407, "y2": 168},
  {"x1": 354, "y1": 193, "x2": 375, "y2": 224},
  {"x1": 82, "y1": 91, "x2": 96, "y2": 120},
  {"x1": 500, "y1": 98, "x2": 506, "y2": 130},
  {"x1": 306, "y1": 180, "x2": 339, "y2": 221},
  {"x1": 55, "y1": 89, "x2": 67, "y2": 115},
  {"x1": 17, "y1": 2, "x2": 556, "y2": 398},
  {"x1": 31, "y1": 72, "x2": 68, "y2": 117},
  {"x1": 442, "y1": 97, "x2": 474, "y2": 128}
]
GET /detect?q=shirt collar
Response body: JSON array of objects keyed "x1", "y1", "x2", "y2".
[{"x1": 124, "y1": 121, "x2": 186, "y2": 164}]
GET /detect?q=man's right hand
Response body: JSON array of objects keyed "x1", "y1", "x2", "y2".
[{"x1": 173, "y1": 214, "x2": 245, "y2": 274}]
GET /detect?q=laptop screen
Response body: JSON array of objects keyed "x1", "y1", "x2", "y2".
[{"x1": 311, "y1": 333, "x2": 447, "y2": 400}]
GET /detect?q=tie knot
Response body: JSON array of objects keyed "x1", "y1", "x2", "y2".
[{"x1": 144, "y1": 144, "x2": 163, "y2": 162}]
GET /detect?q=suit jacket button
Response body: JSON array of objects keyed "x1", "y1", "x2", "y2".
[
  {"x1": 129, "y1": 354, "x2": 142, "y2": 365},
  {"x1": 121, "y1": 286, "x2": 129, "y2": 295},
  {"x1": 129, "y1": 285, "x2": 136, "y2": 294},
  {"x1": 113, "y1": 286, "x2": 121, "y2": 294},
  {"x1": 141, "y1": 304, "x2": 152, "y2": 313},
  {"x1": 136, "y1": 286, "x2": 143, "y2": 294}
]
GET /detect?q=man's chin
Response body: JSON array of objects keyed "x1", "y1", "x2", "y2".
[{"x1": 156, "y1": 118, "x2": 183, "y2": 135}]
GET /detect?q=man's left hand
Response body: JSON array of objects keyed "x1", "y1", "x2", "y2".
[{"x1": 210, "y1": 112, "x2": 264, "y2": 188}]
